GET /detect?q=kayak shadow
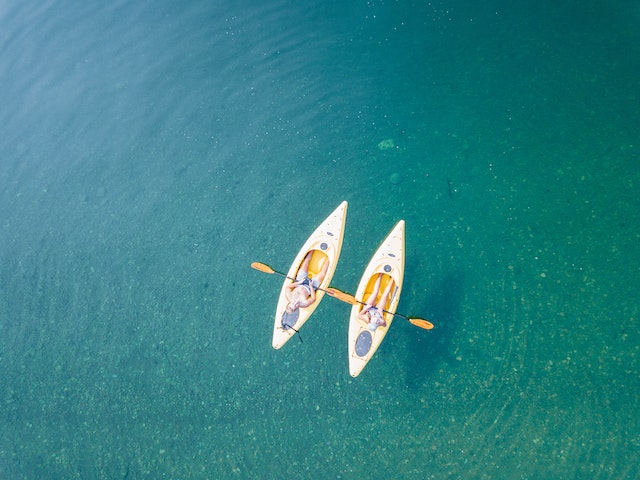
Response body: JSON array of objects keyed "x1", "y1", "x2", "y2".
[{"x1": 403, "y1": 270, "x2": 465, "y2": 391}]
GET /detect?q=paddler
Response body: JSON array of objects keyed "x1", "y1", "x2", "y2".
[
  {"x1": 285, "y1": 251, "x2": 329, "y2": 314},
  {"x1": 357, "y1": 273, "x2": 394, "y2": 331}
]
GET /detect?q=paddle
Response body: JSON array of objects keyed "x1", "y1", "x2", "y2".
[
  {"x1": 325, "y1": 287, "x2": 435, "y2": 331},
  {"x1": 251, "y1": 262, "x2": 295, "y2": 281}
]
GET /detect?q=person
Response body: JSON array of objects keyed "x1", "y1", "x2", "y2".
[
  {"x1": 285, "y1": 251, "x2": 329, "y2": 315},
  {"x1": 358, "y1": 273, "x2": 394, "y2": 331}
]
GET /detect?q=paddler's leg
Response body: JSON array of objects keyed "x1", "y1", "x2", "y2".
[
  {"x1": 293, "y1": 250, "x2": 314, "y2": 283},
  {"x1": 363, "y1": 273, "x2": 383, "y2": 308},
  {"x1": 375, "y1": 276, "x2": 395, "y2": 310},
  {"x1": 299, "y1": 251, "x2": 313, "y2": 272}
]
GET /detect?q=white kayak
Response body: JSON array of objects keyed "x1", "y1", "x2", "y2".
[
  {"x1": 272, "y1": 201, "x2": 348, "y2": 349},
  {"x1": 347, "y1": 220, "x2": 405, "y2": 377}
]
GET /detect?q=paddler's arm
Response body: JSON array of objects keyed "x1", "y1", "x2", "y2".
[
  {"x1": 285, "y1": 284, "x2": 299, "y2": 301},
  {"x1": 309, "y1": 286, "x2": 316, "y2": 303},
  {"x1": 357, "y1": 304, "x2": 372, "y2": 322},
  {"x1": 298, "y1": 287, "x2": 316, "y2": 308}
]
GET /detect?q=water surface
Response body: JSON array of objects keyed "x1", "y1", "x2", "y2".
[{"x1": 1, "y1": 0, "x2": 638, "y2": 478}]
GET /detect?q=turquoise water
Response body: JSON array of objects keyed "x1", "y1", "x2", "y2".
[{"x1": 1, "y1": 0, "x2": 638, "y2": 478}]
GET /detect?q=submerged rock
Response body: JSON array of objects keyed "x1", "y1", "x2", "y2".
[
  {"x1": 389, "y1": 172, "x2": 402, "y2": 185},
  {"x1": 377, "y1": 139, "x2": 395, "y2": 150}
]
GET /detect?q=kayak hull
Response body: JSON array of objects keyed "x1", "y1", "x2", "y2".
[
  {"x1": 348, "y1": 220, "x2": 405, "y2": 377},
  {"x1": 272, "y1": 201, "x2": 348, "y2": 349}
]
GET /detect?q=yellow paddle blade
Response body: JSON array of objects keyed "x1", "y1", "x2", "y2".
[
  {"x1": 409, "y1": 318, "x2": 434, "y2": 330},
  {"x1": 251, "y1": 262, "x2": 275, "y2": 274},
  {"x1": 325, "y1": 287, "x2": 357, "y2": 305}
]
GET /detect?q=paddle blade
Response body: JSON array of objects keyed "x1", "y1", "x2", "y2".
[
  {"x1": 409, "y1": 318, "x2": 434, "y2": 330},
  {"x1": 325, "y1": 288, "x2": 357, "y2": 305},
  {"x1": 251, "y1": 262, "x2": 275, "y2": 274}
]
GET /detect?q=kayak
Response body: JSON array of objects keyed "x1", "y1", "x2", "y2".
[
  {"x1": 272, "y1": 201, "x2": 348, "y2": 349},
  {"x1": 348, "y1": 220, "x2": 405, "y2": 377}
]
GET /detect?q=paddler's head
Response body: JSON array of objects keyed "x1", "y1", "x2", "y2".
[
  {"x1": 363, "y1": 307, "x2": 383, "y2": 325},
  {"x1": 286, "y1": 300, "x2": 300, "y2": 314}
]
